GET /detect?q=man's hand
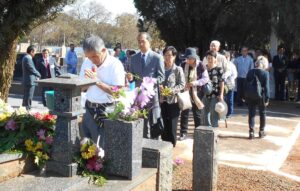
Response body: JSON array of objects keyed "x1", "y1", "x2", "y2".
[
  {"x1": 265, "y1": 102, "x2": 269, "y2": 107},
  {"x1": 85, "y1": 69, "x2": 97, "y2": 79},
  {"x1": 126, "y1": 72, "x2": 133, "y2": 81}
]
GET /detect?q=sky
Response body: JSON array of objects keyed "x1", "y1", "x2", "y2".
[{"x1": 65, "y1": 0, "x2": 138, "y2": 18}]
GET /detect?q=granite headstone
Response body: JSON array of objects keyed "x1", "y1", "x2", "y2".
[{"x1": 193, "y1": 126, "x2": 218, "y2": 191}]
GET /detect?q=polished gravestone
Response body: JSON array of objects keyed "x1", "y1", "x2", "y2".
[
  {"x1": 193, "y1": 126, "x2": 218, "y2": 191},
  {"x1": 37, "y1": 74, "x2": 97, "y2": 177}
]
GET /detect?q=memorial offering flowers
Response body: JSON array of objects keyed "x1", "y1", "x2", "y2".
[
  {"x1": 173, "y1": 157, "x2": 184, "y2": 170},
  {"x1": 75, "y1": 138, "x2": 106, "y2": 186},
  {"x1": 106, "y1": 77, "x2": 157, "y2": 121},
  {"x1": 0, "y1": 98, "x2": 56, "y2": 168},
  {"x1": 160, "y1": 86, "x2": 173, "y2": 97}
]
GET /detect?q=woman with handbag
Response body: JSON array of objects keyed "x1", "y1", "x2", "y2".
[
  {"x1": 160, "y1": 46, "x2": 185, "y2": 147},
  {"x1": 203, "y1": 50, "x2": 225, "y2": 128},
  {"x1": 179, "y1": 47, "x2": 209, "y2": 140}
]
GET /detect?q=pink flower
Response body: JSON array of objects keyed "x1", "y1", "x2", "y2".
[
  {"x1": 136, "y1": 90, "x2": 151, "y2": 108},
  {"x1": 33, "y1": 112, "x2": 43, "y2": 120},
  {"x1": 5, "y1": 119, "x2": 18, "y2": 131},
  {"x1": 175, "y1": 157, "x2": 184, "y2": 165},
  {"x1": 37, "y1": 129, "x2": 46, "y2": 140},
  {"x1": 94, "y1": 162, "x2": 103, "y2": 172},
  {"x1": 45, "y1": 136, "x2": 54, "y2": 145},
  {"x1": 86, "y1": 163, "x2": 94, "y2": 171},
  {"x1": 111, "y1": 86, "x2": 119, "y2": 92}
]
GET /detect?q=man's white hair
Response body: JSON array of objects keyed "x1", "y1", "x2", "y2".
[{"x1": 210, "y1": 40, "x2": 221, "y2": 47}]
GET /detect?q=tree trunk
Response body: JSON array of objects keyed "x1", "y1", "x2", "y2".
[{"x1": 0, "y1": 37, "x2": 19, "y2": 102}]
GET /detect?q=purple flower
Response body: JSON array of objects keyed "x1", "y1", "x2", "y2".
[
  {"x1": 5, "y1": 119, "x2": 17, "y2": 131},
  {"x1": 45, "y1": 136, "x2": 53, "y2": 145},
  {"x1": 136, "y1": 90, "x2": 151, "y2": 108},
  {"x1": 37, "y1": 129, "x2": 46, "y2": 140}
]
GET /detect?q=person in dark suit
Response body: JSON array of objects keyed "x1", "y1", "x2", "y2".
[
  {"x1": 127, "y1": 32, "x2": 165, "y2": 138},
  {"x1": 22, "y1": 45, "x2": 41, "y2": 110},
  {"x1": 272, "y1": 45, "x2": 288, "y2": 100},
  {"x1": 35, "y1": 49, "x2": 61, "y2": 106},
  {"x1": 245, "y1": 58, "x2": 270, "y2": 139}
]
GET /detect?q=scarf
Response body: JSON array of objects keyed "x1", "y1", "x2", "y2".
[{"x1": 184, "y1": 63, "x2": 204, "y2": 109}]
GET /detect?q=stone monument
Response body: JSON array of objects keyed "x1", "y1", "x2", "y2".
[
  {"x1": 193, "y1": 126, "x2": 218, "y2": 191},
  {"x1": 37, "y1": 74, "x2": 97, "y2": 177}
]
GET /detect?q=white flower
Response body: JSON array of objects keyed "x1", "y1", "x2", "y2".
[
  {"x1": 98, "y1": 147, "x2": 105, "y2": 158},
  {"x1": 105, "y1": 105, "x2": 116, "y2": 114},
  {"x1": 16, "y1": 106, "x2": 27, "y2": 115},
  {"x1": 80, "y1": 137, "x2": 90, "y2": 146}
]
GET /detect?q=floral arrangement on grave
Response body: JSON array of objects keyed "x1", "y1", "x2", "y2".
[
  {"x1": 75, "y1": 138, "x2": 106, "y2": 186},
  {"x1": 0, "y1": 98, "x2": 56, "y2": 168},
  {"x1": 106, "y1": 77, "x2": 157, "y2": 121}
]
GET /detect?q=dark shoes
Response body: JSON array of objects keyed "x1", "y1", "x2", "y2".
[
  {"x1": 249, "y1": 130, "x2": 266, "y2": 139},
  {"x1": 249, "y1": 131, "x2": 254, "y2": 139},
  {"x1": 179, "y1": 133, "x2": 186, "y2": 141},
  {"x1": 259, "y1": 131, "x2": 266, "y2": 138}
]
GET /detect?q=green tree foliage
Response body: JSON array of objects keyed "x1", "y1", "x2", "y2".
[
  {"x1": 268, "y1": 0, "x2": 300, "y2": 50},
  {"x1": 0, "y1": 0, "x2": 74, "y2": 101},
  {"x1": 134, "y1": 0, "x2": 299, "y2": 54}
]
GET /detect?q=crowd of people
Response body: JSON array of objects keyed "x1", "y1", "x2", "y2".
[{"x1": 21, "y1": 32, "x2": 300, "y2": 148}]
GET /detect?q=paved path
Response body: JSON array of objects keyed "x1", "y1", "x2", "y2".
[{"x1": 173, "y1": 101, "x2": 300, "y2": 182}]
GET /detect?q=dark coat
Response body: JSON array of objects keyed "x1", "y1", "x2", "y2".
[
  {"x1": 272, "y1": 54, "x2": 288, "y2": 76},
  {"x1": 22, "y1": 54, "x2": 41, "y2": 86},
  {"x1": 35, "y1": 57, "x2": 61, "y2": 79},
  {"x1": 245, "y1": 68, "x2": 270, "y2": 105}
]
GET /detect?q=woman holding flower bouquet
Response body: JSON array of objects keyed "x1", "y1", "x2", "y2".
[{"x1": 160, "y1": 46, "x2": 185, "y2": 147}]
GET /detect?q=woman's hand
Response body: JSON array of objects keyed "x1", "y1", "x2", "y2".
[{"x1": 218, "y1": 94, "x2": 224, "y2": 101}]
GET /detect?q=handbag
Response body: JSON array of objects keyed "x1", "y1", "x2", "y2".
[
  {"x1": 177, "y1": 91, "x2": 192, "y2": 110},
  {"x1": 203, "y1": 81, "x2": 213, "y2": 95}
]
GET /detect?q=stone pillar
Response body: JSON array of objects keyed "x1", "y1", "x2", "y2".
[
  {"x1": 37, "y1": 74, "x2": 97, "y2": 177},
  {"x1": 193, "y1": 126, "x2": 218, "y2": 191},
  {"x1": 142, "y1": 139, "x2": 173, "y2": 191}
]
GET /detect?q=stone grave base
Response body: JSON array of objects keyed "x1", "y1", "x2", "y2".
[
  {"x1": 0, "y1": 168, "x2": 157, "y2": 191},
  {"x1": 0, "y1": 153, "x2": 36, "y2": 183}
]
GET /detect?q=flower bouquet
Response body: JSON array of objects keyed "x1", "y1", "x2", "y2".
[
  {"x1": 106, "y1": 77, "x2": 157, "y2": 121},
  {"x1": 0, "y1": 97, "x2": 56, "y2": 168},
  {"x1": 75, "y1": 138, "x2": 106, "y2": 186}
]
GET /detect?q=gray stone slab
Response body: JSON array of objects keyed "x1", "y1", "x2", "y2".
[
  {"x1": 0, "y1": 168, "x2": 156, "y2": 191},
  {"x1": 193, "y1": 126, "x2": 218, "y2": 191},
  {"x1": 142, "y1": 139, "x2": 173, "y2": 191},
  {"x1": 0, "y1": 153, "x2": 24, "y2": 164},
  {"x1": 104, "y1": 119, "x2": 144, "y2": 179}
]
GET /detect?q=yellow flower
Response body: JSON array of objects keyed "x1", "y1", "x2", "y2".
[
  {"x1": 88, "y1": 145, "x2": 96, "y2": 156},
  {"x1": 80, "y1": 143, "x2": 88, "y2": 152},
  {"x1": 36, "y1": 151, "x2": 43, "y2": 158},
  {"x1": 0, "y1": 113, "x2": 8, "y2": 121},
  {"x1": 35, "y1": 142, "x2": 43, "y2": 150},
  {"x1": 25, "y1": 139, "x2": 34, "y2": 147},
  {"x1": 42, "y1": 154, "x2": 49, "y2": 160},
  {"x1": 81, "y1": 152, "x2": 90, "y2": 159}
]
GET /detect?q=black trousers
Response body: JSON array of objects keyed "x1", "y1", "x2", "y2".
[
  {"x1": 237, "y1": 77, "x2": 246, "y2": 106},
  {"x1": 22, "y1": 85, "x2": 35, "y2": 110},
  {"x1": 180, "y1": 102, "x2": 202, "y2": 134},
  {"x1": 274, "y1": 72, "x2": 286, "y2": 100},
  {"x1": 161, "y1": 102, "x2": 180, "y2": 146},
  {"x1": 248, "y1": 103, "x2": 266, "y2": 132}
]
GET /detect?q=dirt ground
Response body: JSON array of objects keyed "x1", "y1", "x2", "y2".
[
  {"x1": 172, "y1": 160, "x2": 300, "y2": 191},
  {"x1": 281, "y1": 135, "x2": 300, "y2": 177}
]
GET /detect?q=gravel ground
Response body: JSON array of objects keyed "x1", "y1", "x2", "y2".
[{"x1": 172, "y1": 161, "x2": 300, "y2": 191}]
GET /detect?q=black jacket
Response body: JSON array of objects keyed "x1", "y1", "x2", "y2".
[
  {"x1": 35, "y1": 57, "x2": 61, "y2": 79},
  {"x1": 245, "y1": 68, "x2": 270, "y2": 105}
]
